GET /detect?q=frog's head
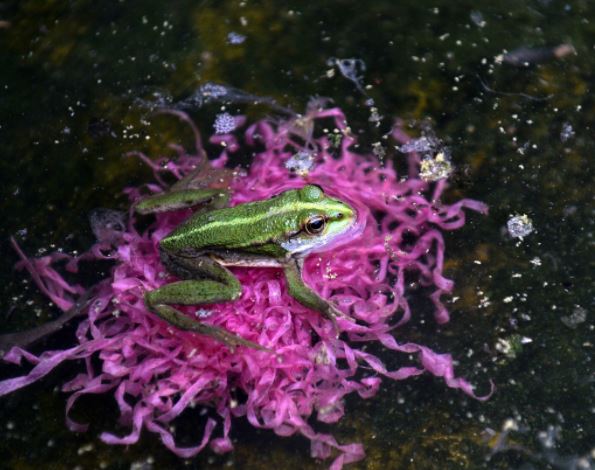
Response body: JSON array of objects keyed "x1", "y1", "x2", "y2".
[{"x1": 281, "y1": 184, "x2": 359, "y2": 256}]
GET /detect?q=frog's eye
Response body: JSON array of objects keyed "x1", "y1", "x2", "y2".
[{"x1": 304, "y1": 215, "x2": 326, "y2": 235}]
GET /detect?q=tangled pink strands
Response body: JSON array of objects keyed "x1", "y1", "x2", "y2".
[{"x1": 0, "y1": 106, "x2": 491, "y2": 469}]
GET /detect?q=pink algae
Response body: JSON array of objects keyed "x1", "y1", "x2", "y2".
[{"x1": 0, "y1": 106, "x2": 490, "y2": 469}]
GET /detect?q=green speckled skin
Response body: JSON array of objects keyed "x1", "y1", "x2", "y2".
[
  {"x1": 136, "y1": 184, "x2": 355, "y2": 348},
  {"x1": 136, "y1": 188, "x2": 229, "y2": 214},
  {"x1": 161, "y1": 185, "x2": 349, "y2": 255}
]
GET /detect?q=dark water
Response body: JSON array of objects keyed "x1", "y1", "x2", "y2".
[{"x1": 0, "y1": 1, "x2": 593, "y2": 469}]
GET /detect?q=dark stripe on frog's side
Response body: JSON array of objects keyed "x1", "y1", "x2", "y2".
[{"x1": 192, "y1": 243, "x2": 290, "y2": 261}]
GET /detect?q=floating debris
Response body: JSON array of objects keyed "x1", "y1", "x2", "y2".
[
  {"x1": 371, "y1": 142, "x2": 386, "y2": 160},
  {"x1": 482, "y1": 418, "x2": 522, "y2": 456},
  {"x1": 177, "y1": 82, "x2": 294, "y2": 115},
  {"x1": 327, "y1": 57, "x2": 367, "y2": 93},
  {"x1": 368, "y1": 106, "x2": 383, "y2": 127},
  {"x1": 477, "y1": 75, "x2": 553, "y2": 102},
  {"x1": 88, "y1": 117, "x2": 116, "y2": 139},
  {"x1": 199, "y1": 82, "x2": 228, "y2": 99},
  {"x1": 470, "y1": 11, "x2": 486, "y2": 28},
  {"x1": 398, "y1": 136, "x2": 439, "y2": 154},
  {"x1": 397, "y1": 126, "x2": 452, "y2": 181},
  {"x1": 560, "y1": 122, "x2": 575, "y2": 142},
  {"x1": 285, "y1": 151, "x2": 315, "y2": 176},
  {"x1": 328, "y1": 132, "x2": 343, "y2": 148},
  {"x1": 495, "y1": 334, "x2": 532, "y2": 360},
  {"x1": 419, "y1": 152, "x2": 453, "y2": 182},
  {"x1": 507, "y1": 214, "x2": 534, "y2": 239},
  {"x1": 195, "y1": 308, "x2": 213, "y2": 319},
  {"x1": 88, "y1": 208, "x2": 127, "y2": 244},
  {"x1": 484, "y1": 419, "x2": 595, "y2": 468},
  {"x1": 498, "y1": 44, "x2": 576, "y2": 67},
  {"x1": 213, "y1": 112, "x2": 237, "y2": 134},
  {"x1": 326, "y1": 58, "x2": 381, "y2": 125},
  {"x1": 227, "y1": 31, "x2": 246, "y2": 45},
  {"x1": 560, "y1": 305, "x2": 587, "y2": 329}
]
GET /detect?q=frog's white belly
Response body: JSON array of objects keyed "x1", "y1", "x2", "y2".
[{"x1": 209, "y1": 251, "x2": 285, "y2": 268}]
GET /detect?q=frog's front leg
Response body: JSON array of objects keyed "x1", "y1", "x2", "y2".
[
  {"x1": 283, "y1": 258, "x2": 348, "y2": 326},
  {"x1": 136, "y1": 188, "x2": 229, "y2": 214},
  {"x1": 145, "y1": 255, "x2": 265, "y2": 351}
]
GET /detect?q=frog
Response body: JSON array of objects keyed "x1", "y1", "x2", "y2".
[{"x1": 135, "y1": 179, "x2": 357, "y2": 351}]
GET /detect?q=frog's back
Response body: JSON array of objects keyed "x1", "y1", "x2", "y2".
[{"x1": 160, "y1": 193, "x2": 302, "y2": 254}]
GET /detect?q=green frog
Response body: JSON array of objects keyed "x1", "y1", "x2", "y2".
[{"x1": 136, "y1": 180, "x2": 357, "y2": 350}]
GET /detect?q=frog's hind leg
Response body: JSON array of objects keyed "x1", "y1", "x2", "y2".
[
  {"x1": 145, "y1": 257, "x2": 266, "y2": 351},
  {"x1": 135, "y1": 188, "x2": 229, "y2": 214},
  {"x1": 146, "y1": 302, "x2": 264, "y2": 351}
]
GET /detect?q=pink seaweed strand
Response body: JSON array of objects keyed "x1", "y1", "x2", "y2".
[{"x1": 0, "y1": 105, "x2": 490, "y2": 468}]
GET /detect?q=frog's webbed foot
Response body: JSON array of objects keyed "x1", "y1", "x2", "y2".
[
  {"x1": 325, "y1": 302, "x2": 352, "y2": 321},
  {"x1": 284, "y1": 259, "x2": 352, "y2": 336},
  {"x1": 323, "y1": 303, "x2": 357, "y2": 338},
  {"x1": 199, "y1": 322, "x2": 271, "y2": 352}
]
